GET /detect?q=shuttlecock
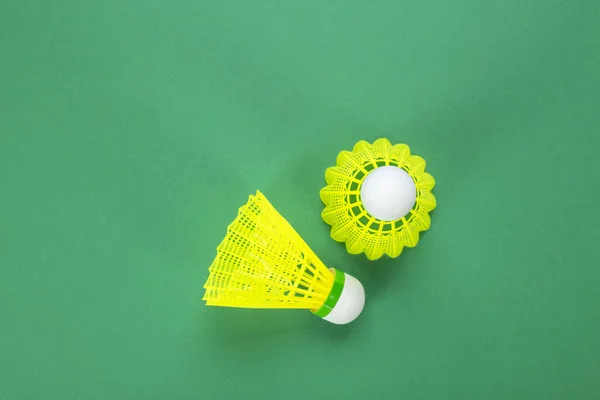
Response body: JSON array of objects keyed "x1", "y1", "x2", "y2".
[
  {"x1": 203, "y1": 191, "x2": 365, "y2": 325},
  {"x1": 320, "y1": 138, "x2": 436, "y2": 260}
]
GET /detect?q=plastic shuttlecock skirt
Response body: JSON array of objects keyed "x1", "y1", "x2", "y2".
[
  {"x1": 320, "y1": 138, "x2": 436, "y2": 260},
  {"x1": 203, "y1": 191, "x2": 365, "y2": 324}
]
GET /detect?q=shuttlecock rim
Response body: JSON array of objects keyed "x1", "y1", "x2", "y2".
[
  {"x1": 311, "y1": 268, "x2": 346, "y2": 318},
  {"x1": 311, "y1": 268, "x2": 365, "y2": 325}
]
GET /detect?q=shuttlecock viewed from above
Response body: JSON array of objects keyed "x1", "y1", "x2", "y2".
[
  {"x1": 320, "y1": 138, "x2": 436, "y2": 260},
  {"x1": 203, "y1": 191, "x2": 365, "y2": 325}
]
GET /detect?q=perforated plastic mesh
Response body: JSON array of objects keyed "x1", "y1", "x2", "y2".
[
  {"x1": 203, "y1": 191, "x2": 335, "y2": 309},
  {"x1": 320, "y1": 138, "x2": 436, "y2": 260}
]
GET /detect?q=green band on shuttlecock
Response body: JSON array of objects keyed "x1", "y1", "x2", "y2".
[{"x1": 312, "y1": 269, "x2": 345, "y2": 318}]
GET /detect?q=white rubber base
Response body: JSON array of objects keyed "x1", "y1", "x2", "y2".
[
  {"x1": 323, "y1": 272, "x2": 365, "y2": 325},
  {"x1": 360, "y1": 166, "x2": 416, "y2": 221}
]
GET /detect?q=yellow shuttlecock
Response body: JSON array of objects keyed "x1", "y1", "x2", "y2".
[
  {"x1": 203, "y1": 191, "x2": 365, "y2": 325},
  {"x1": 320, "y1": 138, "x2": 436, "y2": 260}
]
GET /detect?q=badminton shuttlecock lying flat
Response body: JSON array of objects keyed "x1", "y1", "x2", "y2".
[
  {"x1": 203, "y1": 191, "x2": 365, "y2": 325},
  {"x1": 320, "y1": 138, "x2": 436, "y2": 260}
]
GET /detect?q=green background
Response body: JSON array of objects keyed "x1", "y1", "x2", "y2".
[{"x1": 2, "y1": 1, "x2": 599, "y2": 398}]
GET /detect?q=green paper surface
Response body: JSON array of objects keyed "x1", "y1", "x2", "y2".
[{"x1": 2, "y1": 1, "x2": 600, "y2": 399}]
